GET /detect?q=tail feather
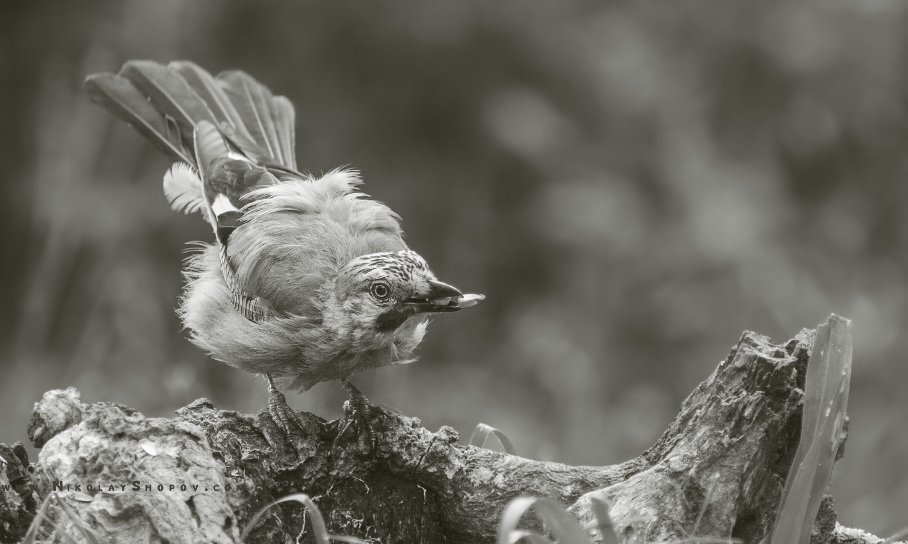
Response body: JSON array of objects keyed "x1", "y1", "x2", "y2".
[
  {"x1": 120, "y1": 61, "x2": 218, "y2": 133},
  {"x1": 220, "y1": 71, "x2": 284, "y2": 165},
  {"x1": 194, "y1": 121, "x2": 231, "y2": 175},
  {"x1": 168, "y1": 61, "x2": 268, "y2": 160},
  {"x1": 84, "y1": 60, "x2": 298, "y2": 172},
  {"x1": 169, "y1": 61, "x2": 252, "y2": 139},
  {"x1": 84, "y1": 73, "x2": 194, "y2": 165},
  {"x1": 272, "y1": 96, "x2": 297, "y2": 170}
]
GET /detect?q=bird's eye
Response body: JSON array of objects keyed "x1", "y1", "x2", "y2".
[{"x1": 370, "y1": 282, "x2": 391, "y2": 301}]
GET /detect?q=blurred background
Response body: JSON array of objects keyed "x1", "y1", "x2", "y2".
[{"x1": 2, "y1": 0, "x2": 907, "y2": 536}]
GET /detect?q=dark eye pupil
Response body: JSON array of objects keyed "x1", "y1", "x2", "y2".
[{"x1": 372, "y1": 284, "x2": 389, "y2": 298}]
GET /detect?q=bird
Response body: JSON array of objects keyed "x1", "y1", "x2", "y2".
[{"x1": 84, "y1": 60, "x2": 483, "y2": 435}]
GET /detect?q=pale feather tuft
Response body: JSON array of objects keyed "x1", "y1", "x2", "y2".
[{"x1": 163, "y1": 162, "x2": 205, "y2": 214}]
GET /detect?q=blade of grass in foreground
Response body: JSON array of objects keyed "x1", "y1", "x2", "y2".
[
  {"x1": 589, "y1": 496, "x2": 620, "y2": 544},
  {"x1": 240, "y1": 493, "x2": 363, "y2": 543},
  {"x1": 469, "y1": 423, "x2": 517, "y2": 455},
  {"x1": 507, "y1": 530, "x2": 557, "y2": 544},
  {"x1": 883, "y1": 526, "x2": 908, "y2": 544},
  {"x1": 497, "y1": 496, "x2": 591, "y2": 544},
  {"x1": 56, "y1": 497, "x2": 104, "y2": 544},
  {"x1": 770, "y1": 315, "x2": 852, "y2": 544},
  {"x1": 22, "y1": 493, "x2": 55, "y2": 544},
  {"x1": 22, "y1": 493, "x2": 83, "y2": 544}
]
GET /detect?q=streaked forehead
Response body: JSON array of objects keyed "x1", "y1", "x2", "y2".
[{"x1": 345, "y1": 250, "x2": 430, "y2": 280}]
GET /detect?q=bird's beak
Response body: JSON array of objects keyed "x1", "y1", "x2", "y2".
[{"x1": 404, "y1": 280, "x2": 485, "y2": 313}]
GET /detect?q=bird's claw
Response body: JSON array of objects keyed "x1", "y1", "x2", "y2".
[
  {"x1": 334, "y1": 382, "x2": 377, "y2": 455},
  {"x1": 342, "y1": 382, "x2": 370, "y2": 414},
  {"x1": 265, "y1": 375, "x2": 307, "y2": 451}
]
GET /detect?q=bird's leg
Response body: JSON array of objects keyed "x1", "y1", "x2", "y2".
[
  {"x1": 336, "y1": 379, "x2": 376, "y2": 455},
  {"x1": 343, "y1": 381, "x2": 370, "y2": 411},
  {"x1": 265, "y1": 374, "x2": 306, "y2": 440}
]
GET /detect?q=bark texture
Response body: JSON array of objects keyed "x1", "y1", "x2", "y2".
[{"x1": 0, "y1": 326, "x2": 900, "y2": 544}]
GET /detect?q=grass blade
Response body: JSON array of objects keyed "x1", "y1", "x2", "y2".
[
  {"x1": 510, "y1": 531, "x2": 556, "y2": 544},
  {"x1": 651, "y1": 538, "x2": 740, "y2": 544},
  {"x1": 469, "y1": 423, "x2": 517, "y2": 455},
  {"x1": 691, "y1": 473, "x2": 720, "y2": 537},
  {"x1": 56, "y1": 497, "x2": 103, "y2": 544},
  {"x1": 21, "y1": 493, "x2": 55, "y2": 544},
  {"x1": 770, "y1": 315, "x2": 852, "y2": 544},
  {"x1": 497, "y1": 496, "x2": 590, "y2": 544},
  {"x1": 883, "y1": 526, "x2": 908, "y2": 544},
  {"x1": 498, "y1": 497, "x2": 544, "y2": 544},
  {"x1": 22, "y1": 493, "x2": 83, "y2": 544},
  {"x1": 240, "y1": 493, "x2": 364, "y2": 544},
  {"x1": 589, "y1": 495, "x2": 620, "y2": 544}
]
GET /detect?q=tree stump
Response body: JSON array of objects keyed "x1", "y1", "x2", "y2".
[{"x1": 0, "y1": 324, "x2": 901, "y2": 544}]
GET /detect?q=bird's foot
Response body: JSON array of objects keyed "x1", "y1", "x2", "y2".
[
  {"x1": 335, "y1": 381, "x2": 376, "y2": 455},
  {"x1": 343, "y1": 381, "x2": 370, "y2": 412},
  {"x1": 265, "y1": 375, "x2": 307, "y2": 448}
]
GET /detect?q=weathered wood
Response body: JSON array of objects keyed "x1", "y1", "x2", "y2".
[
  {"x1": 569, "y1": 329, "x2": 813, "y2": 543},
  {"x1": 0, "y1": 324, "x2": 899, "y2": 544}
]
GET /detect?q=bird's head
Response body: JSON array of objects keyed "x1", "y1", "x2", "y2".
[{"x1": 332, "y1": 249, "x2": 484, "y2": 339}]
